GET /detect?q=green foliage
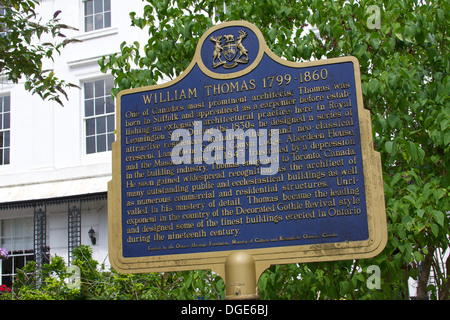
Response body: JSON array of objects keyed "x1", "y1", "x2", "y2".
[
  {"x1": 1, "y1": 245, "x2": 224, "y2": 300},
  {"x1": 0, "y1": 0, "x2": 79, "y2": 106},
  {"x1": 0, "y1": 255, "x2": 82, "y2": 300},
  {"x1": 99, "y1": 0, "x2": 449, "y2": 299}
]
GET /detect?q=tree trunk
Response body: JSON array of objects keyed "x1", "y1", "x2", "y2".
[
  {"x1": 438, "y1": 253, "x2": 449, "y2": 300},
  {"x1": 416, "y1": 247, "x2": 435, "y2": 300}
]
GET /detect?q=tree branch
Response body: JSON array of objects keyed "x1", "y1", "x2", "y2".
[{"x1": 416, "y1": 246, "x2": 435, "y2": 300}]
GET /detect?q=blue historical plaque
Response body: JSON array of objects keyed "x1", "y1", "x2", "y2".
[{"x1": 108, "y1": 21, "x2": 387, "y2": 274}]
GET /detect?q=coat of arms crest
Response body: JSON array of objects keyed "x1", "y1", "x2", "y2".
[{"x1": 210, "y1": 30, "x2": 249, "y2": 69}]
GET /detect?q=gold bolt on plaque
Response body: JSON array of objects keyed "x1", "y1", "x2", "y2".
[{"x1": 225, "y1": 251, "x2": 259, "y2": 300}]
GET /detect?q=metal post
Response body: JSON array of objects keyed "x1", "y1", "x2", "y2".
[
  {"x1": 68, "y1": 201, "x2": 81, "y2": 264},
  {"x1": 224, "y1": 251, "x2": 259, "y2": 300},
  {"x1": 33, "y1": 205, "x2": 47, "y2": 269},
  {"x1": 33, "y1": 205, "x2": 47, "y2": 288}
]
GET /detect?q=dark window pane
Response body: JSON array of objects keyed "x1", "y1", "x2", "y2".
[
  {"x1": 95, "y1": 98, "x2": 104, "y2": 115},
  {"x1": 94, "y1": 0, "x2": 103, "y2": 13},
  {"x1": 84, "y1": 82, "x2": 94, "y2": 99},
  {"x1": 104, "y1": 11, "x2": 111, "y2": 28},
  {"x1": 3, "y1": 96, "x2": 10, "y2": 112},
  {"x1": 4, "y1": 148, "x2": 9, "y2": 164},
  {"x1": 2, "y1": 257, "x2": 12, "y2": 274},
  {"x1": 15, "y1": 256, "x2": 25, "y2": 270},
  {"x1": 85, "y1": 99, "x2": 94, "y2": 117},
  {"x1": 86, "y1": 136, "x2": 95, "y2": 154},
  {"x1": 107, "y1": 115, "x2": 115, "y2": 132},
  {"x1": 94, "y1": 13, "x2": 103, "y2": 30},
  {"x1": 105, "y1": 96, "x2": 114, "y2": 114},
  {"x1": 4, "y1": 131, "x2": 9, "y2": 147},
  {"x1": 96, "y1": 117, "x2": 106, "y2": 134},
  {"x1": 95, "y1": 80, "x2": 104, "y2": 97},
  {"x1": 84, "y1": 0, "x2": 94, "y2": 15},
  {"x1": 105, "y1": 77, "x2": 114, "y2": 95},
  {"x1": 0, "y1": 132, "x2": 3, "y2": 148},
  {"x1": 3, "y1": 112, "x2": 9, "y2": 129},
  {"x1": 104, "y1": 0, "x2": 111, "y2": 11},
  {"x1": 85, "y1": 16, "x2": 93, "y2": 32},
  {"x1": 86, "y1": 118, "x2": 95, "y2": 136},
  {"x1": 97, "y1": 134, "x2": 106, "y2": 152}
]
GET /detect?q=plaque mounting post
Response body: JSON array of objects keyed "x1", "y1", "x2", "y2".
[{"x1": 224, "y1": 251, "x2": 259, "y2": 300}]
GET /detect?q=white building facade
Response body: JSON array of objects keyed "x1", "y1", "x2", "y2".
[{"x1": 0, "y1": 0, "x2": 146, "y2": 286}]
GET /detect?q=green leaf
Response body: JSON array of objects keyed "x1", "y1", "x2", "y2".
[
  {"x1": 433, "y1": 188, "x2": 447, "y2": 202},
  {"x1": 408, "y1": 141, "x2": 418, "y2": 162},
  {"x1": 417, "y1": 147, "x2": 425, "y2": 165},
  {"x1": 431, "y1": 210, "x2": 445, "y2": 227},
  {"x1": 353, "y1": 43, "x2": 367, "y2": 58},
  {"x1": 413, "y1": 251, "x2": 424, "y2": 262},
  {"x1": 417, "y1": 209, "x2": 425, "y2": 218},
  {"x1": 431, "y1": 223, "x2": 440, "y2": 237},
  {"x1": 339, "y1": 281, "x2": 350, "y2": 295},
  {"x1": 370, "y1": 32, "x2": 381, "y2": 50},
  {"x1": 444, "y1": 132, "x2": 450, "y2": 146},
  {"x1": 387, "y1": 114, "x2": 401, "y2": 129},
  {"x1": 185, "y1": 274, "x2": 192, "y2": 288},
  {"x1": 385, "y1": 141, "x2": 394, "y2": 154}
]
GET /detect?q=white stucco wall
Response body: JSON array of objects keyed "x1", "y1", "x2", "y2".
[{"x1": 0, "y1": 0, "x2": 147, "y2": 268}]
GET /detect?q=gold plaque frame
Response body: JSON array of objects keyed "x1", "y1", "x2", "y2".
[{"x1": 108, "y1": 21, "x2": 387, "y2": 281}]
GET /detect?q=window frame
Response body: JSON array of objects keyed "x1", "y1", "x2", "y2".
[
  {"x1": 83, "y1": 77, "x2": 115, "y2": 155},
  {"x1": 0, "y1": 94, "x2": 11, "y2": 165},
  {"x1": 0, "y1": 6, "x2": 8, "y2": 38},
  {"x1": 83, "y1": 0, "x2": 112, "y2": 33},
  {"x1": 0, "y1": 217, "x2": 36, "y2": 286}
]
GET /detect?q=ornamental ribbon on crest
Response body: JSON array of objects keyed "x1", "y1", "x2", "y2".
[{"x1": 210, "y1": 30, "x2": 249, "y2": 69}]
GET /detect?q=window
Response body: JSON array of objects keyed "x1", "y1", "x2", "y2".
[
  {"x1": 0, "y1": 95, "x2": 10, "y2": 165},
  {"x1": 84, "y1": 78, "x2": 115, "y2": 154},
  {"x1": 84, "y1": 0, "x2": 111, "y2": 32},
  {"x1": 0, "y1": 7, "x2": 7, "y2": 37},
  {"x1": 1, "y1": 218, "x2": 34, "y2": 286}
]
